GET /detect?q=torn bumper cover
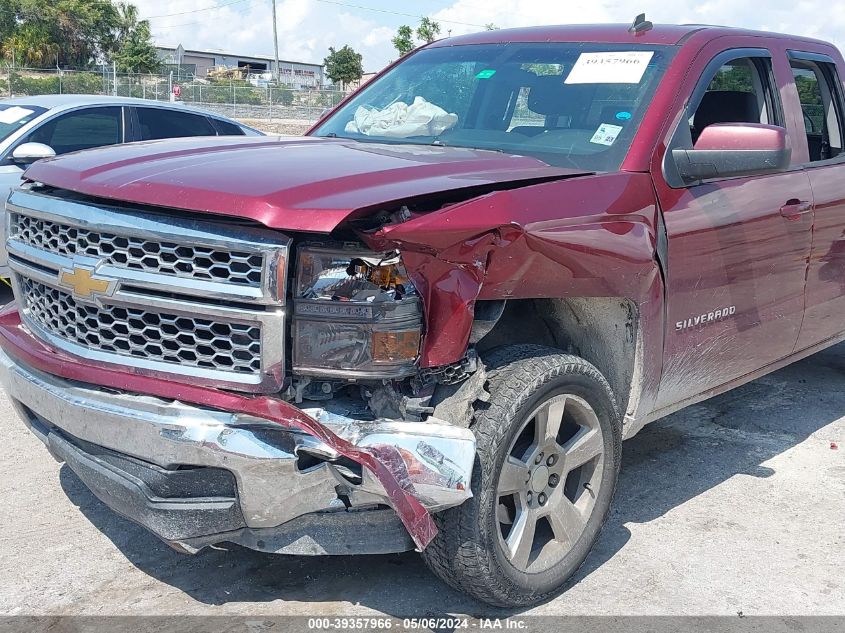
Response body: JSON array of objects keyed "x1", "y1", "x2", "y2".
[{"x1": 0, "y1": 307, "x2": 475, "y2": 552}]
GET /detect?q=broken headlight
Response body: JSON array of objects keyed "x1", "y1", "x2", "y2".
[{"x1": 292, "y1": 246, "x2": 422, "y2": 378}]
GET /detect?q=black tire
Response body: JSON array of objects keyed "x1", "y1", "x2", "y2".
[{"x1": 422, "y1": 344, "x2": 622, "y2": 607}]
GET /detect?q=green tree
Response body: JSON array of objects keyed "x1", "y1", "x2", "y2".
[
  {"x1": 2, "y1": 22, "x2": 59, "y2": 67},
  {"x1": 0, "y1": 0, "x2": 120, "y2": 68},
  {"x1": 110, "y1": 2, "x2": 160, "y2": 73},
  {"x1": 416, "y1": 17, "x2": 441, "y2": 43},
  {"x1": 113, "y1": 19, "x2": 161, "y2": 73},
  {"x1": 114, "y1": 2, "x2": 139, "y2": 41},
  {"x1": 484, "y1": 22, "x2": 498, "y2": 30},
  {"x1": 392, "y1": 24, "x2": 414, "y2": 57},
  {"x1": 324, "y1": 44, "x2": 363, "y2": 90},
  {"x1": 0, "y1": 0, "x2": 20, "y2": 49},
  {"x1": 523, "y1": 63, "x2": 563, "y2": 76}
]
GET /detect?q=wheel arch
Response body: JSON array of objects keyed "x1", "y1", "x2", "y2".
[{"x1": 475, "y1": 297, "x2": 643, "y2": 422}]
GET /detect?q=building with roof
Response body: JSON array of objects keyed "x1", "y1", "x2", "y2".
[{"x1": 156, "y1": 44, "x2": 324, "y2": 88}]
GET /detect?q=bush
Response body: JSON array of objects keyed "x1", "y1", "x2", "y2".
[
  {"x1": 59, "y1": 72, "x2": 102, "y2": 95},
  {"x1": 9, "y1": 72, "x2": 102, "y2": 96},
  {"x1": 318, "y1": 90, "x2": 344, "y2": 108},
  {"x1": 195, "y1": 79, "x2": 263, "y2": 105},
  {"x1": 275, "y1": 86, "x2": 294, "y2": 106},
  {"x1": 10, "y1": 72, "x2": 57, "y2": 95}
]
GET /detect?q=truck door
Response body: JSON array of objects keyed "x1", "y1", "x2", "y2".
[
  {"x1": 788, "y1": 51, "x2": 845, "y2": 349},
  {"x1": 652, "y1": 48, "x2": 813, "y2": 410}
]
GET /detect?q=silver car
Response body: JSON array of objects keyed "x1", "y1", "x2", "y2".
[{"x1": 0, "y1": 95, "x2": 262, "y2": 276}]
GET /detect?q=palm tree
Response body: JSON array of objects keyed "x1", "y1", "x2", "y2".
[
  {"x1": 115, "y1": 2, "x2": 140, "y2": 42},
  {"x1": 2, "y1": 24, "x2": 59, "y2": 67}
]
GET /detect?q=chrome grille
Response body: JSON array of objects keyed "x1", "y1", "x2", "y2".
[
  {"x1": 21, "y1": 278, "x2": 262, "y2": 374},
  {"x1": 5, "y1": 187, "x2": 289, "y2": 392},
  {"x1": 10, "y1": 213, "x2": 265, "y2": 287}
]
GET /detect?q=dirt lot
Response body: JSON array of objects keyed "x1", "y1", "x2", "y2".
[{"x1": 0, "y1": 280, "x2": 842, "y2": 618}]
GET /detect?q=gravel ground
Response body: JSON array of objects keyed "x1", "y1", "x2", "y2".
[
  {"x1": 238, "y1": 118, "x2": 313, "y2": 136},
  {"x1": 0, "y1": 281, "x2": 842, "y2": 618}
]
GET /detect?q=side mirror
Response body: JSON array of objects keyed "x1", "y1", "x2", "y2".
[
  {"x1": 11, "y1": 142, "x2": 56, "y2": 165},
  {"x1": 672, "y1": 123, "x2": 791, "y2": 184}
]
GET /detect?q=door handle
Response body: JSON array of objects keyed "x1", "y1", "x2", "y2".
[{"x1": 779, "y1": 199, "x2": 812, "y2": 221}]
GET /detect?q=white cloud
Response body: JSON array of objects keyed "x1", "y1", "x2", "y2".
[
  {"x1": 364, "y1": 26, "x2": 394, "y2": 48},
  {"x1": 134, "y1": 0, "x2": 845, "y2": 74},
  {"x1": 432, "y1": 0, "x2": 845, "y2": 52},
  {"x1": 135, "y1": 0, "x2": 397, "y2": 70}
]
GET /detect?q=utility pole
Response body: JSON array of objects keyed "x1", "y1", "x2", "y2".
[{"x1": 272, "y1": 0, "x2": 280, "y2": 83}]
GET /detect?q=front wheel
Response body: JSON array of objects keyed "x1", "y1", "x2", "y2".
[{"x1": 422, "y1": 345, "x2": 622, "y2": 607}]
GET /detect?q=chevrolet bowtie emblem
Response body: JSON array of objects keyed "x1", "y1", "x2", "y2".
[{"x1": 59, "y1": 266, "x2": 117, "y2": 300}]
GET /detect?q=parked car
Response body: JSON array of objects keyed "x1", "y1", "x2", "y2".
[
  {"x1": 1, "y1": 22, "x2": 843, "y2": 606},
  {"x1": 0, "y1": 95, "x2": 261, "y2": 276}
]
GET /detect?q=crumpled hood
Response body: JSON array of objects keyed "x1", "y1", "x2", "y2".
[{"x1": 23, "y1": 136, "x2": 590, "y2": 233}]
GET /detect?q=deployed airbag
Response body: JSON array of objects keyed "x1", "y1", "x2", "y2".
[{"x1": 345, "y1": 96, "x2": 458, "y2": 138}]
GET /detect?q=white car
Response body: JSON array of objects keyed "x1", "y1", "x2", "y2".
[{"x1": 0, "y1": 95, "x2": 262, "y2": 276}]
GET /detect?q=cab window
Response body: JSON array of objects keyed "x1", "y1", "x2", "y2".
[
  {"x1": 690, "y1": 57, "x2": 777, "y2": 144},
  {"x1": 790, "y1": 60, "x2": 844, "y2": 162}
]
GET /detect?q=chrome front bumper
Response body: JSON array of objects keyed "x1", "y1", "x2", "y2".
[{"x1": 0, "y1": 349, "x2": 475, "y2": 554}]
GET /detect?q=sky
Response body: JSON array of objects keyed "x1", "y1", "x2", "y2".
[{"x1": 133, "y1": 0, "x2": 845, "y2": 72}]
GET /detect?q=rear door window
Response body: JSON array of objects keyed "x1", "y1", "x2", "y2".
[
  {"x1": 789, "y1": 59, "x2": 844, "y2": 162},
  {"x1": 136, "y1": 108, "x2": 217, "y2": 140}
]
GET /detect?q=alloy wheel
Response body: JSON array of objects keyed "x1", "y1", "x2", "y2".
[{"x1": 495, "y1": 393, "x2": 606, "y2": 573}]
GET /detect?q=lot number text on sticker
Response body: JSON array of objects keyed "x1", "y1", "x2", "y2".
[{"x1": 565, "y1": 51, "x2": 654, "y2": 84}]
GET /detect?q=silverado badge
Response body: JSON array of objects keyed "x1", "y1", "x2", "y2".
[
  {"x1": 675, "y1": 305, "x2": 736, "y2": 332},
  {"x1": 58, "y1": 265, "x2": 117, "y2": 300}
]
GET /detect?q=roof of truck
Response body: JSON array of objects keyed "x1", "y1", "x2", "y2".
[{"x1": 432, "y1": 23, "x2": 834, "y2": 49}]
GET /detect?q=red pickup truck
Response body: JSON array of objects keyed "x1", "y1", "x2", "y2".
[{"x1": 1, "y1": 21, "x2": 843, "y2": 607}]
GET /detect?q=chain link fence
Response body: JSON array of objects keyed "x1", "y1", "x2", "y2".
[{"x1": 0, "y1": 67, "x2": 348, "y2": 134}]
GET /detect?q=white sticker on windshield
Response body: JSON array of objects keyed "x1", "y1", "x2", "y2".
[
  {"x1": 565, "y1": 51, "x2": 654, "y2": 84},
  {"x1": 590, "y1": 123, "x2": 623, "y2": 146},
  {"x1": 0, "y1": 106, "x2": 35, "y2": 124}
]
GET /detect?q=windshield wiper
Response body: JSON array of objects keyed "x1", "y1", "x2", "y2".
[{"x1": 431, "y1": 138, "x2": 507, "y2": 154}]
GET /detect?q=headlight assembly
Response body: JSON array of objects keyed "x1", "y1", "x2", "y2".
[{"x1": 292, "y1": 246, "x2": 422, "y2": 378}]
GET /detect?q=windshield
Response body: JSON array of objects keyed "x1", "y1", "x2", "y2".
[
  {"x1": 0, "y1": 104, "x2": 46, "y2": 145},
  {"x1": 314, "y1": 42, "x2": 673, "y2": 170}
]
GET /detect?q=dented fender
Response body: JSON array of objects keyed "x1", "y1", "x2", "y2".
[{"x1": 361, "y1": 173, "x2": 666, "y2": 410}]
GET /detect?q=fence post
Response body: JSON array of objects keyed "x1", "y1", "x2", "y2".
[{"x1": 269, "y1": 84, "x2": 273, "y2": 120}]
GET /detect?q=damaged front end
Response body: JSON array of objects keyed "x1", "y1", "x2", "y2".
[
  {"x1": 0, "y1": 303, "x2": 476, "y2": 553},
  {"x1": 0, "y1": 187, "x2": 495, "y2": 554}
]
